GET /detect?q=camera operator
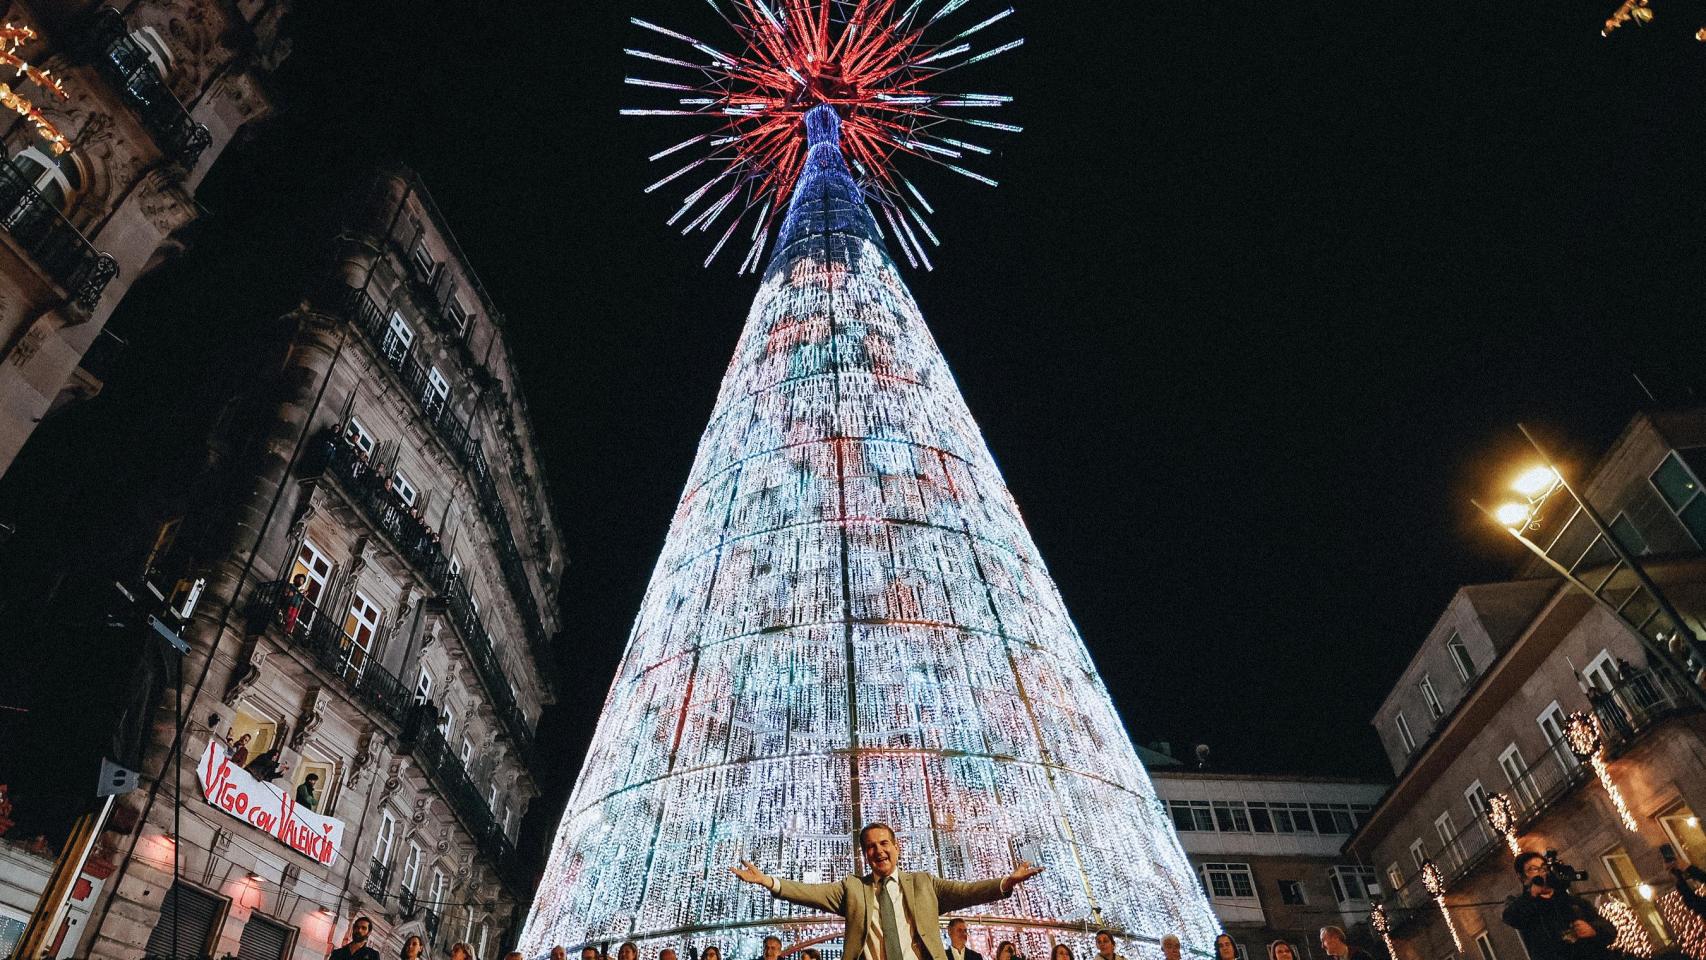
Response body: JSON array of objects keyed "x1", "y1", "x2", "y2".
[{"x1": 1502, "y1": 852, "x2": 1616, "y2": 960}]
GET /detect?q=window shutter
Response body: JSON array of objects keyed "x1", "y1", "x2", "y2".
[
  {"x1": 144, "y1": 882, "x2": 226, "y2": 958},
  {"x1": 236, "y1": 914, "x2": 294, "y2": 960}
]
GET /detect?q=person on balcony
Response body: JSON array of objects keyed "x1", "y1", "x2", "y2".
[
  {"x1": 1671, "y1": 857, "x2": 1706, "y2": 918},
  {"x1": 281, "y1": 573, "x2": 309, "y2": 636},
  {"x1": 295, "y1": 772, "x2": 319, "y2": 811},
  {"x1": 225, "y1": 732, "x2": 252, "y2": 767},
  {"x1": 731, "y1": 822, "x2": 1042, "y2": 960}
]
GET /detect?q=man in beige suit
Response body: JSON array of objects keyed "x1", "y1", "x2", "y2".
[{"x1": 732, "y1": 823, "x2": 1043, "y2": 960}]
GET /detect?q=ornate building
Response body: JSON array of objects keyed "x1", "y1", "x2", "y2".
[
  {"x1": 0, "y1": 0, "x2": 289, "y2": 479},
  {"x1": 75, "y1": 168, "x2": 567, "y2": 960}
]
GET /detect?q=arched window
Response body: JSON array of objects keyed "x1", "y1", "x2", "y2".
[
  {"x1": 131, "y1": 26, "x2": 174, "y2": 77},
  {"x1": 10, "y1": 147, "x2": 84, "y2": 214}
]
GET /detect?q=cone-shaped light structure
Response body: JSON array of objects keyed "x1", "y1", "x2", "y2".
[{"x1": 522, "y1": 106, "x2": 1219, "y2": 958}]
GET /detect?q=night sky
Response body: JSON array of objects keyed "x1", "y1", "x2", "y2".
[{"x1": 3, "y1": 0, "x2": 1706, "y2": 861}]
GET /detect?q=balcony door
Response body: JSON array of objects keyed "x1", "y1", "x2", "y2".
[
  {"x1": 424, "y1": 366, "x2": 450, "y2": 420},
  {"x1": 383, "y1": 311, "x2": 415, "y2": 365},
  {"x1": 339, "y1": 591, "x2": 382, "y2": 680},
  {"x1": 288, "y1": 539, "x2": 333, "y2": 630},
  {"x1": 5, "y1": 147, "x2": 82, "y2": 226}
]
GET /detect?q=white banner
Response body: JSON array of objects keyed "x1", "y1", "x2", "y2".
[{"x1": 196, "y1": 740, "x2": 347, "y2": 866}]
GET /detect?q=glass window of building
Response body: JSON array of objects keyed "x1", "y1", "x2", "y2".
[
  {"x1": 1396, "y1": 712, "x2": 1417, "y2": 755},
  {"x1": 374, "y1": 809, "x2": 397, "y2": 867},
  {"x1": 1419, "y1": 674, "x2": 1444, "y2": 719},
  {"x1": 1651, "y1": 451, "x2": 1706, "y2": 545},
  {"x1": 1610, "y1": 512, "x2": 1649, "y2": 556},
  {"x1": 1200, "y1": 863, "x2": 1257, "y2": 899},
  {"x1": 402, "y1": 842, "x2": 422, "y2": 893},
  {"x1": 1474, "y1": 933, "x2": 1499, "y2": 960},
  {"x1": 1277, "y1": 879, "x2": 1306, "y2": 905},
  {"x1": 346, "y1": 417, "x2": 377, "y2": 455},
  {"x1": 1500, "y1": 743, "x2": 1539, "y2": 808},
  {"x1": 414, "y1": 667, "x2": 433, "y2": 704},
  {"x1": 1537, "y1": 702, "x2": 1577, "y2": 774},
  {"x1": 384, "y1": 311, "x2": 415, "y2": 364},
  {"x1": 1659, "y1": 806, "x2": 1706, "y2": 863},
  {"x1": 1447, "y1": 631, "x2": 1475, "y2": 682},
  {"x1": 340, "y1": 591, "x2": 381, "y2": 679},
  {"x1": 8, "y1": 146, "x2": 84, "y2": 215},
  {"x1": 393, "y1": 468, "x2": 419, "y2": 506}
]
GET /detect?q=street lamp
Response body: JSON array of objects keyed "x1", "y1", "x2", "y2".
[{"x1": 1474, "y1": 424, "x2": 1706, "y2": 713}]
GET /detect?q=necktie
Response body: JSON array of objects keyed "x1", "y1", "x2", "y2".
[{"x1": 879, "y1": 877, "x2": 905, "y2": 960}]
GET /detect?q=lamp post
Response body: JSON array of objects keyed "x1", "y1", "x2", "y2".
[{"x1": 1475, "y1": 424, "x2": 1706, "y2": 714}]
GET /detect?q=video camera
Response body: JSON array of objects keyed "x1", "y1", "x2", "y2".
[{"x1": 1537, "y1": 850, "x2": 1589, "y2": 894}]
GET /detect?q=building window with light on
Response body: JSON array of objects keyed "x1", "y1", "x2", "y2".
[
  {"x1": 1650, "y1": 450, "x2": 1706, "y2": 546},
  {"x1": 1447, "y1": 631, "x2": 1475, "y2": 683}
]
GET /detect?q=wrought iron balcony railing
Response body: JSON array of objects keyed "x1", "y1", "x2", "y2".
[
  {"x1": 313, "y1": 429, "x2": 535, "y2": 754},
  {"x1": 0, "y1": 160, "x2": 118, "y2": 309},
  {"x1": 400, "y1": 706, "x2": 522, "y2": 893},
  {"x1": 87, "y1": 8, "x2": 213, "y2": 170},
  {"x1": 1378, "y1": 667, "x2": 1698, "y2": 931},
  {"x1": 333, "y1": 283, "x2": 551, "y2": 664},
  {"x1": 364, "y1": 858, "x2": 391, "y2": 904},
  {"x1": 247, "y1": 581, "x2": 412, "y2": 728},
  {"x1": 424, "y1": 909, "x2": 441, "y2": 946},
  {"x1": 397, "y1": 886, "x2": 419, "y2": 918}
]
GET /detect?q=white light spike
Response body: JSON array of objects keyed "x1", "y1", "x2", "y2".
[
  {"x1": 927, "y1": 0, "x2": 973, "y2": 25},
  {"x1": 952, "y1": 8, "x2": 1014, "y2": 40},
  {"x1": 914, "y1": 42, "x2": 971, "y2": 65},
  {"x1": 938, "y1": 136, "x2": 991, "y2": 154},
  {"x1": 650, "y1": 134, "x2": 709, "y2": 162},
  {"x1": 963, "y1": 37, "x2": 1025, "y2": 65},
  {"x1": 906, "y1": 202, "x2": 941, "y2": 246},
  {"x1": 626, "y1": 76, "x2": 700, "y2": 91},
  {"x1": 624, "y1": 48, "x2": 704, "y2": 70},
  {"x1": 962, "y1": 118, "x2": 1023, "y2": 132},
  {"x1": 945, "y1": 163, "x2": 998, "y2": 186},
  {"x1": 622, "y1": 109, "x2": 714, "y2": 117},
  {"x1": 705, "y1": 209, "x2": 745, "y2": 268},
  {"x1": 901, "y1": 176, "x2": 935, "y2": 214}
]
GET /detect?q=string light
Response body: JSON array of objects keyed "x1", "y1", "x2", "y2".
[
  {"x1": 1370, "y1": 903, "x2": 1398, "y2": 958},
  {"x1": 1658, "y1": 891, "x2": 1706, "y2": 960},
  {"x1": 1485, "y1": 793, "x2": 1521, "y2": 856},
  {"x1": 0, "y1": 23, "x2": 70, "y2": 154},
  {"x1": 1421, "y1": 861, "x2": 1463, "y2": 953},
  {"x1": 1563, "y1": 712, "x2": 1638, "y2": 832},
  {"x1": 1596, "y1": 896, "x2": 1653, "y2": 958}
]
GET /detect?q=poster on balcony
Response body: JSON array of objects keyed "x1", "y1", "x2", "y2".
[{"x1": 196, "y1": 740, "x2": 347, "y2": 866}]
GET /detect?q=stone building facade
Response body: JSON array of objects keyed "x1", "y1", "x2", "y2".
[
  {"x1": 1149, "y1": 763, "x2": 1387, "y2": 960},
  {"x1": 75, "y1": 168, "x2": 567, "y2": 960},
  {"x1": 0, "y1": 0, "x2": 289, "y2": 479},
  {"x1": 1347, "y1": 408, "x2": 1706, "y2": 960}
]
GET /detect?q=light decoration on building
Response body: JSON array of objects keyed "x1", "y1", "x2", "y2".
[
  {"x1": 1659, "y1": 890, "x2": 1706, "y2": 960},
  {"x1": 1371, "y1": 903, "x2": 1398, "y2": 958},
  {"x1": 621, "y1": 0, "x2": 1023, "y2": 271},
  {"x1": 1563, "y1": 711, "x2": 1638, "y2": 832},
  {"x1": 1421, "y1": 860, "x2": 1463, "y2": 953},
  {"x1": 522, "y1": 34, "x2": 1221, "y2": 956},
  {"x1": 0, "y1": 23, "x2": 70, "y2": 155},
  {"x1": 1596, "y1": 896, "x2": 1654, "y2": 958},
  {"x1": 1485, "y1": 793, "x2": 1521, "y2": 856}
]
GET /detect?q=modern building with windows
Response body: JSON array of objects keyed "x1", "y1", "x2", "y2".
[
  {"x1": 0, "y1": 0, "x2": 289, "y2": 479},
  {"x1": 73, "y1": 167, "x2": 567, "y2": 960},
  {"x1": 1148, "y1": 758, "x2": 1388, "y2": 960},
  {"x1": 1347, "y1": 407, "x2": 1706, "y2": 960}
]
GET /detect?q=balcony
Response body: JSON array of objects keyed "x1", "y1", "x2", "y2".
[
  {"x1": 424, "y1": 909, "x2": 441, "y2": 946},
  {"x1": 400, "y1": 706, "x2": 524, "y2": 895},
  {"x1": 397, "y1": 886, "x2": 419, "y2": 918},
  {"x1": 312, "y1": 428, "x2": 534, "y2": 754},
  {"x1": 332, "y1": 283, "x2": 551, "y2": 665},
  {"x1": 87, "y1": 8, "x2": 213, "y2": 170},
  {"x1": 247, "y1": 581, "x2": 413, "y2": 728},
  {"x1": 0, "y1": 161, "x2": 118, "y2": 309},
  {"x1": 1378, "y1": 667, "x2": 1699, "y2": 931},
  {"x1": 365, "y1": 858, "x2": 391, "y2": 905}
]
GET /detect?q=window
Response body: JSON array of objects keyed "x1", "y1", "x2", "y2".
[
  {"x1": 1443, "y1": 634, "x2": 1474, "y2": 685},
  {"x1": 487, "y1": 783, "x2": 498, "y2": 813},
  {"x1": 1409, "y1": 838, "x2": 1428, "y2": 872},
  {"x1": 374, "y1": 810, "x2": 397, "y2": 867},
  {"x1": 1330, "y1": 866, "x2": 1377, "y2": 905},
  {"x1": 1474, "y1": 933, "x2": 1499, "y2": 960},
  {"x1": 393, "y1": 468, "x2": 418, "y2": 506},
  {"x1": 1465, "y1": 781, "x2": 1492, "y2": 844},
  {"x1": 0, "y1": 915, "x2": 25, "y2": 959},
  {"x1": 1610, "y1": 512, "x2": 1649, "y2": 556},
  {"x1": 1386, "y1": 862, "x2": 1405, "y2": 893},
  {"x1": 449, "y1": 554, "x2": 463, "y2": 580},
  {"x1": 439, "y1": 705, "x2": 456, "y2": 740},
  {"x1": 1277, "y1": 879, "x2": 1306, "y2": 905},
  {"x1": 476, "y1": 921, "x2": 489, "y2": 960},
  {"x1": 446, "y1": 297, "x2": 472, "y2": 336},
  {"x1": 501, "y1": 800, "x2": 512, "y2": 837},
  {"x1": 1603, "y1": 848, "x2": 1670, "y2": 944},
  {"x1": 130, "y1": 26, "x2": 174, "y2": 75},
  {"x1": 429, "y1": 868, "x2": 447, "y2": 911},
  {"x1": 236, "y1": 913, "x2": 294, "y2": 960},
  {"x1": 1213, "y1": 800, "x2": 1252, "y2": 832},
  {"x1": 1434, "y1": 811, "x2": 1461, "y2": 871},
  {"x1": 289, "y1": 539, "x2": 334, "y2": 607},
  {"x1": 424, "y1": 367, "x2": 450, "y2": 418},
  {"x1": 1169, "y1": 800, "x2": 1214, "y2": 832},
  {"x1": 143, "y1": 883, "x2": 226, "y2": 959},
  {"x1": 1248, "y1": 801, "x2": 1274, "y2": 833},
  {"x1": 411, "y1": 242, "x2": 436, "y2": 280},
  {"x1": 8, "y1": 147, "x2": 84, "y2": 216},
  {"x1": 1659, "y1": 806, "x2": 1706, "y2": 864},
  {"x1": 228, "y1": 706, "x2": 279, "y2": 758},
  {"x1": 1651, "y1": 451, "x2": 1706, "y2": 546},
  {"x1": 1200, "y1": 863, "x2": 1257, "y2": 899},
  {"x1": 1537, "y1": 702, "x2": 1577, "y2": 774},
  {"x1": 460, "y1": 737, "x2": 473, "y2": 766},
  {"x1": 340, "y1": 591, "x2": 382, "y2": 680},
  {"x1": 345, "y1": 418, "x2": 377, "y2": 455},
  {"x1": 402, "y1": 842, "x2": 422, "y2": 893},
  {"x1": 1583, "y1": 650, "x2": 1619, "y2": 694},
  {"x1": 1419, "y1": 674, "x2": 1444, "y2": 719},
  {"x1": 415, "y1": 668, "x2": 434, "y2": 705},
  {"x1": 384, "y1": 311, "x2": 416, "y2": 364},
  {"x1": 1500, "y1": 743, "x2": 1539, "y2": 809},
  {"x1": 1396, "y1": 712, "x2": 1418, "y2": 755}
]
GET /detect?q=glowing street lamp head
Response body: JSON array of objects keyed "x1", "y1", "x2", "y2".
[
  {"x1": 1512, "y1": 465, "x2": 1560, "y2": 498},
  {"x1": 1495, "y1": 502, "x2": 1532, "y2": 529}
]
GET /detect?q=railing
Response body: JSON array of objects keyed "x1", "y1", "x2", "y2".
[
  {"x1": 0, "y1": 160, "x2": 118, "y2": 309},
  {"x1": 334, "y1": 283, "x2": 550, "y2": 662},
  {"x1": 1379, "y1": 667, "x2": 1699, "y2": 930},
  {"x1": 313, "y1": 429, "x2": 535, "y2": 754},
  {"x1": 87, "y1": 8, "x2": 213, "y2": 170},
  {"x1": 401, "y1": 706, "x2": 522, "y2": 891},
  {"x1": 424, "y1": 909, "x2": 441, "y2": 946},
  {"x1": 247, "y1": 581, "x2": 413, "y2": 728},
  {"x1": 398, "y1": 886, "x2": 419, "y2": 917},
  {"x1": 365, "y1": 858, "x2": 391, "y2": 904}
]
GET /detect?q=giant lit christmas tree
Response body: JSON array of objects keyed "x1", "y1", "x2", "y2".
[{"x1": 521, "y1": 4, "x2": 1221, "y2": 956}]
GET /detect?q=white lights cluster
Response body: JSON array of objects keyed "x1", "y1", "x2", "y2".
[{"x1": 520, "y1": 108, "x2": 1221, "y2": 959}]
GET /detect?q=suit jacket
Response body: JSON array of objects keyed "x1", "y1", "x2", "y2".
[
  {"x1": 773, "y1": 872, "x2": 1010, "y2": 960},
  {"x1": 948, "y1": 947, "x2": 985, "y2": 960}
]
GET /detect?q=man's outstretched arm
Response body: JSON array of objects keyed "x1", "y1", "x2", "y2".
[
  {"x1": 935, "y1": 861, "x2": 1044, "y2": 913},
  {"x1": 731, "y1": 861, "x2": 848, "y2": 915}
]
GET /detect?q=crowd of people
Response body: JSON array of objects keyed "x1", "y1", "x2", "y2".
[{"x1": 323, "y1": 422, "x2": 449, "y2": 567}]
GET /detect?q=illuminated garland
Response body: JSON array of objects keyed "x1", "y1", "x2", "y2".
[
  {"x1": 1370, "y1": 903, "x2": 1398, "y2": 958},
  {"x1": 0, "y1": 23, "x2": 70, "y2": 155},
  {"x1": 1563, "y1": 712, "x2": 1638, "y2": 832},
  {"x1": 1658, "y1": 891, "x2": 1706, "y2": 960},
  {"x1": 1421, "y1": 861, "x2": 1463, "y2": 952},
  {"x1": 1485, "y1": 793, "x2": 1521, "y2": 856},
  {"x1": 1596, "y1": 896, "x2": 1653, "y2": 958}
]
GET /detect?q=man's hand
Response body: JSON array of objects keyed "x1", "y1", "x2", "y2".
[
  {"x1": 1570, "y1": 920, "x2": 1598, "y2": 941},
  {"x1": 1002, "y1": 861, "x2": 1044, "y2": 892},
  {"x1": 731, "y1": 861, "x2": 773, "y2": 888}
]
